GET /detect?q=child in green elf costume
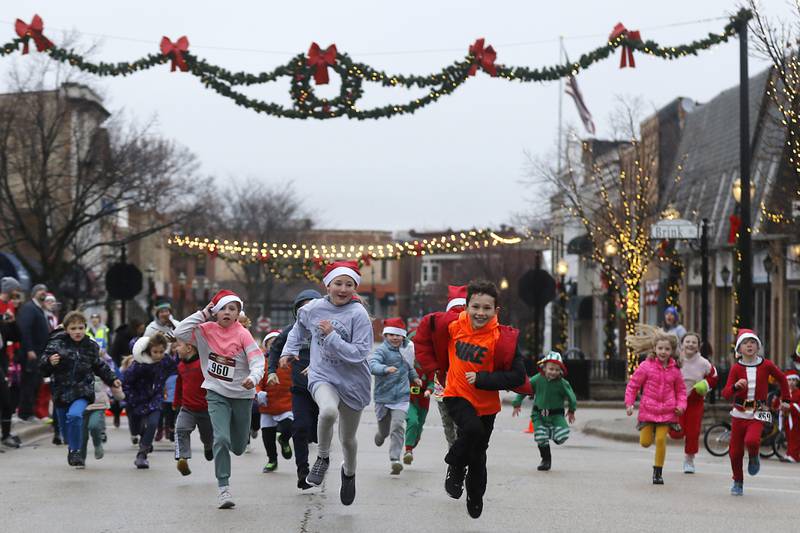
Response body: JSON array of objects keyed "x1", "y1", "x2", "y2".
[{"x1": 512, "y1": 351, "x2": 577, "y2": 471}]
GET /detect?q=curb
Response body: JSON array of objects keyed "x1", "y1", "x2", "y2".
[
  {"x1": 581, "y1": 419, "x2": 640, "y2": 443},
  {"x1": 8, "y1": 421, "x2": 53, "y2": 446}
]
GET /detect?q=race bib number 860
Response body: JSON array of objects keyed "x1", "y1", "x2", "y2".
[
  {"x1": 208, "y1": 353, "x2": 235, "y2": 382},
  {"x1": 754, "y1": 410, "x2": 772, "y2": 423}
]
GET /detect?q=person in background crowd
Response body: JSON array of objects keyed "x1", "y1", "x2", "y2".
[
  {"x1": 87, "y1": 313, "x2": 111, "y2": 355},
  {"x1": 16, "y1": 283, "x2": 50, "y2": 421},
  {"x1": 663, "y1": 306, "x2": 687, "y2": 341},
  {"x1": 145, "y1": 301, "x2": 179, "y2": 338},
  {"x1": 0, "y1": 277, "x2": 22, "y2": 447},
  {"x1": 109, "y1": 319, "x2": 144, "y2": 369},
  {"x1": 43, "y1": 293, "x2": 58, "y2": 331}
]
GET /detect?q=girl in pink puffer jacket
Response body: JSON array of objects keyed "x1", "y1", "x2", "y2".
[{"x1": 625, "y1": 325, "x2": 687, "y2": 485}]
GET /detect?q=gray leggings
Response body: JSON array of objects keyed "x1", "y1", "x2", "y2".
[
  {"x1": 313, "y1": 383, "x2": 362, "y2": 476},
  {"x1": 376, "y1": 407, "x2": 405, "y2": 461}
]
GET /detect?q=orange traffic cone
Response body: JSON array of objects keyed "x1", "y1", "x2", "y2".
[{"x1": 524, "y1": 420, "x2": 534, "y2": 434}]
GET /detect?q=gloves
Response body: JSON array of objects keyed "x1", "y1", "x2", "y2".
[
  {"x1": 693, "y1": 379, "x2": 709, "y2": 397},
  {"x1": 256, "y1": 390, "x2": 268, "y2": 407}
]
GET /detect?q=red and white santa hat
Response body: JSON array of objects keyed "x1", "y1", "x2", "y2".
[
  {"x1": 734, "y1": 328, "x2": 761, "y2": 353},
  {"x1": 322, "y1": 261, "x2": 361, "y2": 287},
  {"x1": 263, "y1": 329, "x2": 281, "y2": 345},
  {"x1": 210, "y1": 289, "x2": 244, "y2": 314},
  {"x1": 538, "y1": 351, "x2": 568, "y2": 376},
  {"x1": 44, "y1": 292, "x2": 56, "y2": 303},
  {"x1": 446, "y1": 285, "x2": 467, "y2": 312},
  {"x1": 785, "y1": 369, "x2": 800, "y2": 381},
  {"x1": 382, "y1": 317, "x2": 407, "y2": 337}
]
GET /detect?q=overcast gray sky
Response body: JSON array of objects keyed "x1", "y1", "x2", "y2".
[{"x1": 6, "y1": 1, "x2": 787, "y2": 233}]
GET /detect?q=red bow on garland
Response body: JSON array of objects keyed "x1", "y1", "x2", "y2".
[
  {"x1": 307, "y1": 43, "x2": 337, "y2": 85},
  {"x1": 14, "y1": 15, "x2": 53, "y2": 55},
  {"x1": 360, "y1": 253, "x2": 372, "y2": 266},
  {"x1": 259, "y1": 252, "x2": 270, "y2": 264},
  {"x1": 207, "y1": 246, "x2": 219, "y2": 259},
  {"x1": 608, "y1": 23, "x2": 641, "y2": 69},
  {"x1": 467, "y1": 38, "x2": 497, "y2": 77},
  {"x1": 160, "y1": 36, "x2": 190, "y2": 72},
  {"x1": 728, "y1": 214, "x2": 741, "y2": 245}
]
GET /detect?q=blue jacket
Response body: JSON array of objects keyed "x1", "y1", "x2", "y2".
[
  {"x1": 123, "y1": 357, "x2": 178, "y2": 416},
  {"x1": 268, "y1": 289, "x2": 321, "y2": 394},
  {"x1": 369, "y1": 340, "x2": 418, "y2": 405}
]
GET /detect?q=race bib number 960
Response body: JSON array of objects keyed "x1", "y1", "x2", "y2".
[{"x1": 208, "y1": 353, "x2": 235, "y2": 382}]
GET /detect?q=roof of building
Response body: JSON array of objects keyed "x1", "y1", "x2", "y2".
[{"x1": 664, "y1": 66, "x2": 783, "y2": 248}]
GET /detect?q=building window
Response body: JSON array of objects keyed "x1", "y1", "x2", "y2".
[{"x1": 422, "y1": 262, "x2": 440, "y2": 285}]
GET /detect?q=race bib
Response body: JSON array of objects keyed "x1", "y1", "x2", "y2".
[
  {"x1": 754, "y1": 410, "x2": 772, "y2": 423},
  {"x1": 208, "y1": 352, "x2": 235, "y2": 382}
]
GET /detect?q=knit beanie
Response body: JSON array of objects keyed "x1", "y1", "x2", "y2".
[{"x1": 1, "y1": 276, "x2": 21, "y2": 294}]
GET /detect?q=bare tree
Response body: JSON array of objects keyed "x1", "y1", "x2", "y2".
[
  {"x1": 0, "y1": 56, "x2": 206, "y2": 298},
  {"x1": 220, "y1": 179, "x2": 313, "y2": 317}
]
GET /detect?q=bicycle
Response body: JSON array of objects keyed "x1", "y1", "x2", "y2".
[{"x1": 703, "y1": 410, "x2": 787, "y2": 459}]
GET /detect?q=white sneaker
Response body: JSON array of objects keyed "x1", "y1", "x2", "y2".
[
  {"x1": 683, "y1": 456, "x2": 695, "y2": 474},
  {"x1": 218, "y1": 486, "x2": 235, "y2": 509}
]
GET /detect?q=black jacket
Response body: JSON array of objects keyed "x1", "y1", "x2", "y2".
[
  {"x1": 474, "y1": 339, "x2": 527, "y2": 391},
  {"x1": 17, "y1": 300, "x2": 50, "y2": 356},
  {"x1": 40, "y1": 331, "x2": 117, "y2": 406},
  {"x1": 268, "y1": 323, "x2": 312, "y2": 393}
]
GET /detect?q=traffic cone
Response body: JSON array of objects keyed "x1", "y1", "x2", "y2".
[{"x1": 524, "y1": 420, "x2": 534, "y2": 434}]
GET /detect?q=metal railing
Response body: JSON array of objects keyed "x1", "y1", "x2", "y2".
[{"x1": 589, "y1": 359, "x2": 627, "y2": 382}]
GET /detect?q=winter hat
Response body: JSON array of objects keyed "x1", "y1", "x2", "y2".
[
  {"x1": 446, "y1": 285, "x2": 468, "y2": 312},
  {"x1": 785, "y1": 370, "x2": 800, "y2": 381},
  {"x1": 44, "y1": 293, "x2": 56, "y2": 303},
  {"x1": 263, "y1": 329, "x2": 281, "y2": 345},
  {"x1": 539, "y1": 351, "x2": 568, "y2": 375},
  {"x1": 322, "y1": 261, "x2": 361, "y2": 287},
  {"x1": 31, "y1": 283, "x2": 47, "y2": 296},
  {"x1": 1, "y1": 276, "x2": 21, "y2": 294},
  {"x1": 382, "y1": 317, "x2": 407, "y2": 337},
  {"x1": 154, "y1": 300, "x2": 172, "y2": 311},
  {"x1": 734, "y1": 328, "x2": 762, "y2": 353},
  {"x1": 664, "y1": 306, "x2": 679, "y2": 319},
  {"x1": 210, "y1": 289, "x2": 244, "y2": 314}
]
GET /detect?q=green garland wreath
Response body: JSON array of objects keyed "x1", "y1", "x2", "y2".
[{"x1": 3, "y1": 8, "x2": 752, "y2": 120}]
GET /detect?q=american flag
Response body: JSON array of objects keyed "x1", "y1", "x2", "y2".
[{"x1": 564, "y1": 71, "x2": 595, "y2": 136}]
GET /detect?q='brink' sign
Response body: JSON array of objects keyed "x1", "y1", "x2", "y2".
[{"x1": 650, "y1": 219, "x2": 699, "y2": 240}]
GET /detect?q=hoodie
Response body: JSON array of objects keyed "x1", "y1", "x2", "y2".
[
  {"x1": 267, "y1": 289, "x2": 322, "y2": 392},
  {"x1": 281, "y1": 295, "x2": 373, "y2": 411}
]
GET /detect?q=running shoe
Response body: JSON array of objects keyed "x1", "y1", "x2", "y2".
[
  {"x1": 218, "y1": 486, "x2": 235, "y2": 509},
  {"x1": 306, "y1": 456, "x2": 330, "y2": 486}
]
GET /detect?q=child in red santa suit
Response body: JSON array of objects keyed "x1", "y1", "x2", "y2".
[
  {"x1": 668, "y1": 332, "x2": 718, "y2": 473},
  {"x1": 784, "y1": 370, "x2": 800, "y2": 463},
  {"x1": 722, "y1": 329, "x2": 790, "y2": 495}
]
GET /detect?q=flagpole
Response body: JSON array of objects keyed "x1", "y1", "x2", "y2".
[{"x1": 557, "y1": 36, "x2": 564, "y2": 176}]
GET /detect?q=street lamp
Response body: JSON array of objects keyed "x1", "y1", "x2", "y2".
[
  {"x1": 603, "y1": 240, "x2": 617, "y2": 360},
  {"x1": 555, "y1": 259, "x2": 568, "y2": 354},
  {"x1": 603, "y1": 239, "x2": 618, "y2": 258},
  {"x1": 145, "y1": 264, "x2": 156, "y2": 313},
  {"x1": 178, "y1": 272, "x2": 187, "y2": 317},
  {"x1": 499, "y1": 277, "x2": 509, "y2": 291},
  {"x1": 731, "y1": 177, "x2": 754, "y2": 327},
  {"x1": 731, "y1": 179, "x2": 755, "y2": 204},
  {"x1": 720, "y1": 265, "x2": 731, "y2": 288}
]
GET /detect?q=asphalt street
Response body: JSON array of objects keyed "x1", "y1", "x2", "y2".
[{"x1": 1, "y1": 405, "x2": 797, "y2": 533}]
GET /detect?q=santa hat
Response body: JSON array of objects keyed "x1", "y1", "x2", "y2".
[
  {"x1": 734, "y1": 328, "x2": 762, "y2": 353},
  {"x1": 322, "y1": 261, "x2": 361, "y2": 287},
  {"x1": 263, "y1": 329, "x2": 281, "y2": 345},
  {"x1": 44, "y1": 293, "x2": 56, "y2": 303},
  {"x1": 785, "y1": 370, "x2": 800, "y2": 381},
  {"x1": 210, "y1": 289, "x2": 244, "y2": 314},
  {"x1": 538, "y1": 351, "x2": 568, "y2": 376},
  {"x1": 446, "y1": 285, "x2": 467, "y2": 312},
  {"x1": 382, "y1": 317, "x2": 407, "y2": 337}
]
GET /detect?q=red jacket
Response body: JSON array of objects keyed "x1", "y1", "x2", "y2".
[
  {"x1": 415, "y1": 309, "x2": 532, "y2": 396},
  {"x1": 257, "y1": 365, "x2": 293, "y2": 415},
  {"x1": 722, "y1": 357, "x2": 789, "y2": 408},
  {"x1": 174, "y1": 355, "x2": 207, "y2": 411}
]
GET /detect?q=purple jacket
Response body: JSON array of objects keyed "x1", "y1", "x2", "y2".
[
  {"x1": 625, "y1": 358, "x2": 687, "y2": 424},
  {"x1": 122, "y1": 356, "x2": 177, "y2": 416}
]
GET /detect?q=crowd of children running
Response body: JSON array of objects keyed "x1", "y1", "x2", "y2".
[{"x1": 3, "y1": 266, "x2": 800, "y2": 518}]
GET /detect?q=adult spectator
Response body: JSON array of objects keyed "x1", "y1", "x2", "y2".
[
  {"x1": 43, "y1": 293, "x2": 59, "y2": 331},
  {"x1": 144, "y1": 301, "x2": 179, "y2": 338},
  {"x1": 663, "y1": 306, "x2": 687, "y2": 342},
  {"x1": 109, "y1": 319, "x2": 144, "y2": 369},
  {"x1": 0, "y1": 277, "x2": 22, "y2": 446},
  {"x1": 16, "y1": 283, "x2": 50, "y2": 421},
  {"x1": 87, "y1": 313, "x2": 111, "y2": 355}
]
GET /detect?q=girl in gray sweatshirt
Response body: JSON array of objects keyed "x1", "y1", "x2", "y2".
[{"x1": 281, "y1": 261, "x2": 372, "y2": 506}]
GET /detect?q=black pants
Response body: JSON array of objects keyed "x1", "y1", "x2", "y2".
[
  {"x1": 18, "y1": 361, "x2": 40, "y2": 419},
  {"x1": 159, "y1": 402, "x2": 176, "y2": 436},
  {"x1": 109, "y1": 399, "x2": 123, "y2": 427},
  {"x1": 443, "y1": 397, "x2": 496, "y2": 498},
  {"x1": 129, "y1": 410, "x2": 161, "y2": 453},
  {"x1": 291, "y1": 389, "x2": 319, "y2": 472},
  {"x1": 0, "y1": 367, "x2": 12, "y2": 438},
  {"x1": 261, "y1": 418, "x2": 293, "y2": 462}
]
